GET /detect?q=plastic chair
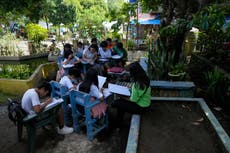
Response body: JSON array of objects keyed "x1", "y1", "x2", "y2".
[{"x1": 69, "y1": 90, "x2": 108, "y2": 140}]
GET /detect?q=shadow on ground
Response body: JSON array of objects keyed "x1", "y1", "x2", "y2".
[{"x1": 0, "y1": 105, "x2": 130, "y2": 153}]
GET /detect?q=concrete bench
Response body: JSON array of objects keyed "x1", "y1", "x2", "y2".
[{"x1": 150, "y1": 81, "x2": 195, "y2": 98}]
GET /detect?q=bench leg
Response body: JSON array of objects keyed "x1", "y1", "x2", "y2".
[
  {"x1": 17, "y1": 121, "x2": 23, "y2": 142},
  {"x1": 27, "y1": 126, "x2": 36, "y2": 153}
]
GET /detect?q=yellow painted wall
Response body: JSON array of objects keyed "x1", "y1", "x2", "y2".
[{"x1": 0, "y1": 62, "x2": 58, "y2": 96}]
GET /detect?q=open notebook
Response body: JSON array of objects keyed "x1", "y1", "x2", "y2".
[
  {"x1": 98, "y1": 75, "x2": 112, "y2": 98},
  {"x1": 45, "y1": 98, "x2": 63, "y2": 109},
  {"x1": 108, "y1": 83, "x2": 131, "y2": 96},
  {"x1": 98, "y1": 75, "x2": 107, "y2": 89}
]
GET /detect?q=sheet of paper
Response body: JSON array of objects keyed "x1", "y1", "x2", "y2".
[
  {"x1": 62, "y1": 64, "x2": 74, "y2": 68},
  {"x1": 103, "y1": 88, "x2": 112, "y2": 98},
  {"x1": 98, "y1": 75, "x2": 107, "y2": 89},
  {"x1": 112, "y1": 55, "x2": 121, "y2": 59},
  {"x1": 45, "y1": 98, "x2": 63, "y2": 109},
  {"x1": 108, "y1": 83, "x2": 131, "y2": 96}
]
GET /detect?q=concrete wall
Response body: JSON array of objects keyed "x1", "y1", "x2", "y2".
[{"x1": 0, "y1": 62, "x2": 58, "y2": 96}]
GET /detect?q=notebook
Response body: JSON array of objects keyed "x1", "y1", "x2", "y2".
[
  {"x1": 45, "y1": 98, "x2": 63, "y2": 109},
  {"x1": 108, "y1": 83, "x2": 131, "y2": 96}
]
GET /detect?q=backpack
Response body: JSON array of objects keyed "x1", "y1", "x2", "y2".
[{"x1": 7, "y1": 98, "x2": 27, "y2": 125}]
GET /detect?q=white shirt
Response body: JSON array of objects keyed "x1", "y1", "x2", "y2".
[
  {"x1": 21, "y1": 89, "x2": 40, "y2": 114},
  {"x1": 77, "y1": 47, "x2": 84, "y2": 55},
  {"x1": 60, "y1": 50, "x2": 64, "y2": 56},
  {"x1": 77, "y1": 83, "x2": 103, "y2": 99},
  {"x1": 98, "y1": 47, "x2": 112, "y2": 59},
  {"x1": 82, "y1": 49, "x2": 97, "y2": 64},
  {"x1": 83, "y1": 49, "x2": 97, "y2": 60},
  {"x1": 59, "y1": 76, "x2": 74, "y2": 90},
  {"x1": 62, "y1": 56, "x2": 79, "y2": 65}
]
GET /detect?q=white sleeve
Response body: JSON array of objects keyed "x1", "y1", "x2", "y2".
[
  {"x1": 30, "y1": 92, "x2": 41, "y2": 107},
  {"x1": 60, "y1": 76, "x2": 74, "y2": 90},
  {"x1": 83, "y1": 48, "x2": 88, "y2": 55},
  {"x1": 98, "y1": 48, "x2": 102, "y2": 56},
  {"x1": 90, "y1": 84, "x2": 103, "y2": 99},
  {"x1": 60, "y1": 50, "x2": 64, "y2": 56},
  {"x1": 74, "y1": 56, "x2": 79, "y2": 61}
]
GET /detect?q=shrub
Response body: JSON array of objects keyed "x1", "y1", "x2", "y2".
[
  {"x1": 204, "y1": 67, "x2": 230, "y2": 107},
  {"x1": 26, "y1": 23, "x2": 48, "y2": 44}
]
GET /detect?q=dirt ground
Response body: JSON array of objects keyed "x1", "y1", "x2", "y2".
[
  {"x1": 0, "y1": 100, "x2": 229, "y2": 153},
  {"x1": 138, "y1": 102, "x2": 228, "y2": 153},
  {"x1": 0, "y1": 104, "x2": 130, "y2": 153}
]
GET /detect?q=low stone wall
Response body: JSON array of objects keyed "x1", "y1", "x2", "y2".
[
  {"x1": 0, "y1": 53, "x2": 48, "y2": 61},
  {"x1": 0, "y1": 62, "x2": 58, "y2": 96}
]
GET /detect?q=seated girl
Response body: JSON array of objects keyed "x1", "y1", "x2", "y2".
[
  {"x1": 112, "y1": 62, "x2": 151, "y2": 128},
  {"x1": 62, "y1": 49, "x2": 81, "y2": 67},
  {"x1": 59, "y1": 67, "x2": 82, "y2": 90},
  {"x1": 77, "y1": 68, "x2": 107, "y2": 118}
]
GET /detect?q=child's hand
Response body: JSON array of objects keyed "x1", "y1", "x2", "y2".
[
  {"x1": 90, "y1": 97, "x2": 96, "y2": 101},
  {"x1": 46, "y1": 97, "x2": 52, "y2": 104},
  {"x1": 68, "y1": 54, "x2": 73, "y2": 60}
]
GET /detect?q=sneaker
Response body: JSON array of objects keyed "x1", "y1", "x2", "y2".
[{"x1": 57, "y1": 126, "x2": 74, "y2": 135}]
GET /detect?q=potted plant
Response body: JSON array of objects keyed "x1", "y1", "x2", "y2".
[{"x1": 168, "y1": 62, "x2": 186, "y2": 81}]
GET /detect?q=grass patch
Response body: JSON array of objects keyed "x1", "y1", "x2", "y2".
[{"x1": 0, "y1": 93, "x2": 18, "y2": 105}]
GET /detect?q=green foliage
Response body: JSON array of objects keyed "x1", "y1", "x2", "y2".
[
  {"x1": 26, "y1": 23, "x2": 48, "y2": 44},
  {"x1": 50, "y1": 0, "x2": 76, "y2": 27},
  {"x1": 191, "y1": 4, "x2": 228, "y2": 57},
  {"x1": 160, "y1": 25, "x2": 177, "y2": 37},
  {"x1": 0, "y1": 32, "x2": 24, "y2": 56},
  {"x1": 148, "y1": 42, "x2": 175, "y2": 80},
  {"x1": 0, "y1": 65, "x2": 32, "y2": 80},
  {"x1": 169, "y1": 62, "x2": 185, "y2": 75},
  {"x1": 204, "y1": 67, "x2": 230, "y2": 106},
  {"x1": 140, "y1": 0, "x2": 162, "y2": 12},
  {"x1": 127, "y1": 39, "x2": 136, "y2": 50},
  {"x1": 0, "y1": 58, "x2": 48, "y2": 79},
  {"x1": 66, "y1": 0, "x2": 107, "y2": 39},
  {"x1": 192, "y1": 5, "x2": 226, "y2": 31}
]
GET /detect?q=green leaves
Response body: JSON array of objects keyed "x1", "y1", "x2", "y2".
[
  {"x1": 26, "y1": 23, "x2": 48, "y2": 43},
  {"x1": 0, "y1": 65, "x2": 32, "y2": 80},
  {"x1": 204, "y1": 67, "x2": 230, "y2": 106}
]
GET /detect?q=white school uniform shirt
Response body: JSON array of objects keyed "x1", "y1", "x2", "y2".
[
  {"x1": 60, "y1": 50, "x2": 64, "y2": 56},
  {"x1": 98, "y1": 47, "x2": 112, "y2": 59},
  {"x1": 62, "y1": 56, "x2": 79, "y2": 65},
  {"x1": 21, "y1": 89, "x2": 40, "y2": 114},
  {"x1": 59, "y1": 75, "x2": 74, "y2": 90},
  {"x1": 77, "y1": 47, "x2": 84, "y2": 54},
  {"x1": 77, "y1": 83, "x2": 103, "y2": 99},
  {"x1": 83, "y1": 48, "x2": 96, "y2": 60}
]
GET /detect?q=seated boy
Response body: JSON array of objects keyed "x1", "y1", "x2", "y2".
[{"x1": 21, "y1": 81, "x2": 73, "y2": 134}]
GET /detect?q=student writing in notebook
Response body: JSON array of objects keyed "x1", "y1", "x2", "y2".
[
  {"x1": 112, "y1": 62, "x2": 151, "y2": 128},
  {"x1": 21, "y1": 81, "x2": 73, "y2": 134}
]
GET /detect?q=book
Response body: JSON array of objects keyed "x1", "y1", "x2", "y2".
[
  {"x1": 108, "y1": 83, "x2": 131, "y2": 96},
  {"x1": 62, "y1": 64, "x2": 74, "y2": 68},
  {"x1": 98, "y1": 75, "x2": 107, "y2": 89},
  {"x1": 45, "y1": 98, "x2": 63, "y2": 109}
]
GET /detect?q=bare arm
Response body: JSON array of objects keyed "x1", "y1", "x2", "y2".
[{"x1": 33, "y1": 97, "x2": 52, "y2": 113}]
